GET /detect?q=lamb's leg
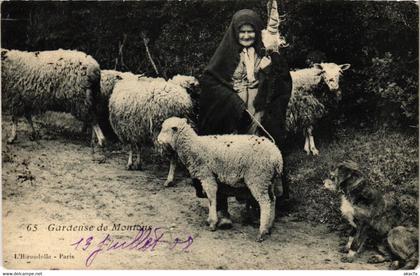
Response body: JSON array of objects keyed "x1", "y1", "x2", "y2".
[
  {"x1": 303, "y1": 128, "x2": 310, "y2": 155},
  {"x1": 164, "y1": 156, "x2": 176, "y2": 187},
  {"x1": 307, "y1": 125, "x2": 319, "y2": 156},
  {"x1": 247, "y1": 180, "x2": 276, "y2": 242},
  {"x1": 25, "y1": 113, "x2": 38, "y2": 141},
  {"x1": 200, "y1": 178, "x2": 218, "y2": 231},
  {"x1": 7, "y1": 116, "x2": 18, "y2": 144},
  {"x1": 126, "y1": 145, "x2": 134, "y2": 170}
]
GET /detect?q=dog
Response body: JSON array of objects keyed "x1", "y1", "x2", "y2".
[{"x1": 323, "y1": 161, "x2": 418, "y2": 269}]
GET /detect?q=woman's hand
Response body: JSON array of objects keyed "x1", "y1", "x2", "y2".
[{"x1": 259, "y1": 56, "x2": 272, "y2": 71}]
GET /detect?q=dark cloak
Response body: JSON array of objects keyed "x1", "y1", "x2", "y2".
[
  {"x1": 198, "y1": 9, "x2": 292, "y2": 148},
  {"x1": 195, "y1": 9, "x2": 293, "y2": 213}
]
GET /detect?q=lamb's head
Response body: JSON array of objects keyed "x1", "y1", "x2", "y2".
[
  {"x1": 314, "y1": 63, "x2": 351, "y2": 101},
  {"x1": 157, "y1": 117, "x2": 189, "y2": 149}
]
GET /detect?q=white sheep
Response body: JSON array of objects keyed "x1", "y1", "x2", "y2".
[
  {"x1": 157, "y1": 117, "x2": 283, "y2": 242},
  {"x1": 287, "y1": 63, "x2": 351, "y2": 155},
  {"x1": 100, "y1": 70, "x2": 141, "y2": 100},
  {"x1": 109, "y1": 75, "x2": 198, "y2": 187},
  {"x1": 1, "y1": 48, "x2": 106, "y2": 146},
  {"x1": 95, "y1": 70, "x2": 145, "y2": 137}
]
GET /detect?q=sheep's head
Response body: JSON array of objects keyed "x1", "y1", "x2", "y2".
[
  {"x1": 314, "y1": 63, "x2": 351, "y2": 101},
  {"x1": 171, "y1": 75, "x2": 199, "y2": 89},
  {"x1": 157, "y1": 117, "x2": 189, "y2": 149},
  {"x1": 171, "y1": 75, "x2": 200, "y2": 99}
]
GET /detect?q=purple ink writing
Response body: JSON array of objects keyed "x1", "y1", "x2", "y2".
[{"x1": 70, "y1": 227, "x2": 193, "y2": 267}]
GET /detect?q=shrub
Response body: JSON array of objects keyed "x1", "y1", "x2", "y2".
[{"x1": 365, "y1": 52, "x2": 418, "y2": 127}]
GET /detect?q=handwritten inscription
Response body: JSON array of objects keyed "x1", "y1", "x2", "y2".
[{"x1": 70, "y1": 227, "x2": 193, "y2": 267}]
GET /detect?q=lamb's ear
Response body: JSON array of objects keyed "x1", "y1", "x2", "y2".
[
  {"x1": 339, "y1": 63, "x2": 351, "y2": 71},
  {"x1": 182, "y1": 118, "x2": 188, "y2": 124}
]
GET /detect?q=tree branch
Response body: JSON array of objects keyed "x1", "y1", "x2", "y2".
[{"x1": 141, "y1": 31, "x2": 159, "y2": 76}]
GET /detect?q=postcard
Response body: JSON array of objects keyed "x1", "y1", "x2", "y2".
[{"x1": 2, "y1": 0, "x2": 418, "y2": 271}]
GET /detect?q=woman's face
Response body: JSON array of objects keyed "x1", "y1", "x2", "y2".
[{"x1": 238, "y1": 24, "x2": 255, "y2": 47}]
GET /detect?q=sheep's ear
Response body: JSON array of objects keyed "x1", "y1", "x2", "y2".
[
  {"x1": 172, "y1": 126, "x2": 178, "y2": 132},
  {"x1": 339, "y1": 63, "x2": 351, "y2": 71},
  {"x1": 313, "y1": 63, "x2": 323, "y2": 70},
  {"x1": 116, "y1": 75, "x2": 123, "y2": 80},
  {"x1": 182, "y1": 118, "x2": 188, "y2": 124}
]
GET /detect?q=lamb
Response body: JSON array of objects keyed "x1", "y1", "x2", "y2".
[
  {"x1": 109, "y1": 75, "x2": 198, "y2": 187},
  {"x1": 287, "y1": 63, "x2": 351, "y2": 155},
  {"x1": 1, "y1": 48, "x2": 105, "y2": 146},
  {"x1": 157, "y1": 117, "x2": 283, "y2": 242}
]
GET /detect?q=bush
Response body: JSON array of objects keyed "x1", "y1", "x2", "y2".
[{"x1": 364, "y1": 52, "x2": 418, "y2": 127}]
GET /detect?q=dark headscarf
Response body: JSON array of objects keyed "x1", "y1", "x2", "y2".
[
  {"x1": 204, "y1": 9, "x2": 264, "y2": 88},
  {"x1": 199, "y1": 8, "x2": 292, "y2": 148}
]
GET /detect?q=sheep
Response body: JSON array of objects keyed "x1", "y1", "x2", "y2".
[
  {"x1": 96, "y1": 70, "x2": 144, "y2": 139},
  {"x1": 109, "y1": 75, "x2": 198, "y2": 187},
  {"x1": 1, "y1": 48, "x2": 105, "y2": 146},
  {"x1": 157, "y1": 117, "x2": 283, "y2": 242},
  {"x1": 286, "y1": 63, "x2": 351, "y2": 155}
]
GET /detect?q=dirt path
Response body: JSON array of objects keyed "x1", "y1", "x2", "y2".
[{"x1": 2, "y1": 118, "x2": 388, "y2": 270}]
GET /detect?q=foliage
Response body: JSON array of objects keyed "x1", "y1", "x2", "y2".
[
  {"x1": 1, "y1": 1, "x2": 418, "y2": 128},
  {"x1": 363, "y1": 52, "x2": 418, "y2": 126}
]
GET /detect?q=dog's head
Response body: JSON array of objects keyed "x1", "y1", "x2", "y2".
[{"x1": 323, "y1": 161, "x2": 364, "y2": 194}]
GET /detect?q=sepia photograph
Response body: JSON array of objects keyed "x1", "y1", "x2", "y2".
[{"x1": 1, "y1": 0, "x2": 419, "y2": 271}]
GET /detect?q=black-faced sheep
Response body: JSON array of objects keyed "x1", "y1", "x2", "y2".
[
  {"x1": 1, "y1": 48, "x2": 105, "y2": 146},
  {"x1": 109, "y1": 75, "x2": 198, "y2": 187},
  {"x1": 287, "y1": 63, "x2": 350, "y2": 155},
  {"x1": 157, "y1": 117, "x2": 283, "y2": 242}
]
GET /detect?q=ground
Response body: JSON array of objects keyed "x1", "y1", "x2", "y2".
[{"x1": 1, "y1": 114, "x2": 398, "y2": 270}]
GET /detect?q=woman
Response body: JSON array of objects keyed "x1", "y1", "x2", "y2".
[{"x1": 195, "y1": 9, "x2": 292, "y2": 228}]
